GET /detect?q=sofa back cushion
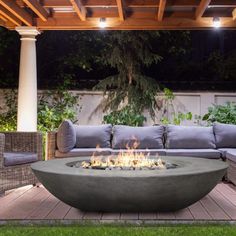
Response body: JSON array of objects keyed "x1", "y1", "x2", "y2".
[
  {"x1": 75, "y1": 124, "x2": 112, "y2": 148},
  {"x1": 166, "y1": 125, "x2": 216, "y2": 149},
  {"x1": 213, "y1": 123, "x2": 236, "y2": 148},
  {"x1": 57, "y1": 120, "x2": 76, "y2": 153},
  {"x1": 112, "y1": 125, "x2": 164, "y2": 149}
]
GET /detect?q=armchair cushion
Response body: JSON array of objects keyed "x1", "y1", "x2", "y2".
[{"x1": 4, "y1": 152, "x2": 38, "y2": 167}]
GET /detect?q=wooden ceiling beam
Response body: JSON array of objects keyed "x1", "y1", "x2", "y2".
[
  {"x1": 0, "y1": 0, "x2": 32, "y2": 26},
  {"x1": 41, "y1": 0, "x2": 236, "y2": 8},
  {"x1": 42, "y1": 0, "x2": 195, "y2": 8},
  {"x1": 195, "y1": 0, "x2": 211, "y2": 20},
  {"x1": 0, "y1": 5, "x2": 21, "y2": 26},
  {"x1": 157, "y1": 0, "x2": 166, "y2": 21},
  {"x1": 116, "y1": 0, "x2": 124, "y2": 20},
  {"x1": 233, "y1": 8, "x2": 236, "y2": 20},
  {"x1": 69, "y1": 0, "x2": 86, "y2": 21},
  {"x1": 22, "y1": 0, "x2": 49, "y2": 21},
  {"x1": 36, "y1": 16, "x2": 236, "y2": 30},
  {"x1": 0, "y1": 12, "x2": 7, "y2": 21},
  {"x1": 53, "y1": 10, "x2": 195, "y2": 19}
]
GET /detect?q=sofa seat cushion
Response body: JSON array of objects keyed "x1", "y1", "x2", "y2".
[
  {"x1": 112, "y1": 125, "x2": 165, "y2": 149},
  {"x1": 165, "y1": 149, "x2": 221, "y2": 159},
  {"x1": 166, "y1": 125, "x2": 216, "y2": 149},
  {"x1": 75, "y1": 124, "x2": 112, "y2": 148},
  {"x1": 4, "y1": 152, "x2": 38, "y2": 167},
  {"x1": 111, "y1": 149, "x2": 166, "y2": 156},
  {"x1": 225, "y1": 150, "x2": 236, "y2": 162},
  {"x1": 57, "y1": 120, "x2": 76, "y2": 153},
  {"x1": 55, "y1": 148, "x2": 112, "y2": 158},
  {"x1": 217, "y1": 148, "x2": 236, "y2": 158},
  {"x1": 213, "y1": 123, "x2": 236, "y2": 148}
]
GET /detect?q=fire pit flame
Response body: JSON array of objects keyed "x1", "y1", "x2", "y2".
[{"x1": 80, "y1": 139, "x2": 173, "y2": 170}]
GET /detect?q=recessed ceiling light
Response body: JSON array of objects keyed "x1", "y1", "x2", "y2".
[
  {"x1": 213, "y1": 17, "x2": 221, "y2": 28},
  {"x1": 99, "y1": 18, "x2": 107, "y2": 28}
]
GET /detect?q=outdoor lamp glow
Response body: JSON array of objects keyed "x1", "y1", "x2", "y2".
[
  {"x1": 213, "y1": 17, "x2": 221, "y2": 28},
  {"x1": 99, "y1": 18, "x2": 107, "y2": 28}
]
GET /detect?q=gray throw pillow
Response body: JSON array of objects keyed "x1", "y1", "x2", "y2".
[
  {"x1": 166, "y1": 125, "x2": 216, "y2": 149},
  {"x1": 213, "y1": 123, "x2": 236, "y2": 148},
  {"x1": 75, "y1": 124, "x2": 112, "y2": 148},
  {"x1": 112, "y1": 125, "x2": 164, "y2": 149},
  {"x1": 57, "y1": 120, "x2": 76, "y2": 153}
]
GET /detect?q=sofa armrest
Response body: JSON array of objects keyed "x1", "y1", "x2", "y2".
[
  {"x1": 46, "y1": 131, "x2": 57, "y2": 160},
  {"x1": 0, "y1": 133, "x2": 5, "y2": 167},
  {"x1": 2, "y1": 132, "x2": 43, "y2": 161}
]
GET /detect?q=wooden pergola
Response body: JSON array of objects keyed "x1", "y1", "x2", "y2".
[
  {"x1": 1, "y1": 1, "x2": 236, "y2": 131},
  {"x1": 0, "y1": 0, "x2": 236, "y2": 30}
]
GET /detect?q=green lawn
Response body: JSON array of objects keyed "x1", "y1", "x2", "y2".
[{"x1": 0, "y1": 225, "x2": 236, "y2": 236}]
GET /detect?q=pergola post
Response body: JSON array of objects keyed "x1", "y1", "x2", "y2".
[{"x1": 15, "y1": 27, "x2": 40, "y2": 131}]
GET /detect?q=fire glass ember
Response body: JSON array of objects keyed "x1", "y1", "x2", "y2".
[
  {"x1": 73, "y1": 141, "x2": 177, "y2": 170},
  {"x1": 78, "y1": 155, "x2": 176, "y2": 170}
]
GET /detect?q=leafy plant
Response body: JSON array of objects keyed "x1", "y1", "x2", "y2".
[
  {"x1": 202, "y1": 102, "x2": 236, "y2": 125},
  {"x1": 0, "y1": 90, "x2": 17, "y2": 131},
  {"x1": 0, "y1": 80, "x2": 81, "y2": 132},
  {"x1": 37, "y1": 79, "x2": 81, "y2": 132},
  {"x1": 159, "y1": 88, "x2": 193, "y2": 125},
  {"x1": 103, "y1": 105, "x2": 146, "y2": 126},
  {"x1": 161, "y1": 112, "x2": 193, "y2": 125}
]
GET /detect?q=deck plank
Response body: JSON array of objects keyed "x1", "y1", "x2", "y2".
[
  {"x1": 0, "y1": 186, "x2": 44, "y2": 219},
  {"x1": 174, "y1": 208, "x2": 193, "y2": 220},
  {"x1": 64, "y1": 207, "x2": 84, "y2": 220},
  {"x1": 83, "y1": 212, "x2": 102, "y2": 220},
  {"x1": 188, "y1": 201, "x2": 212, "y2": 220},
  {"x1": 102, "y1": 213, "x2": 120, "y2": 220},
  {"x1": 0, "y1": 185, "x2": 32, "y2": 207},
  {"x1": 157, "y1": 212, "x2": 176, "y2": 220},
  {"x1": 209, "y1": 189, "x2": 236, "y2": 220},
  {"x1": 45, "y1": 201, "x2": 71, "y2": 220},
  {"x1": 0, "y1": 183, "x2": 235, "y2": 221},
  {"x1": 120, "y1": 213, "x2": 139, "y2": 220},
  {"x1": 217, "y1": 183, "x2": 236, "y2": 194},
  {"x1": 27, "y1": 194, "x2": 60, "y2": 219},
  {"x1": 139, "y1": 213, "x2": 157, "y2": 220},
  {"x1": 215, "y1": 184, "x2": 236, "y2": 207},
  {"x1": 200, "y1": 194, "x2": 230, "y2": 220}
]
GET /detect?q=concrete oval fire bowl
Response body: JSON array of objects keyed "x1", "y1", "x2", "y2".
[{"x1": 31, "y1": 156, "x2": 228, "y2": 212}]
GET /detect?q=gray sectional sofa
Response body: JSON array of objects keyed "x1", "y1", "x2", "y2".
[{"x1": 46, "y1": 120, "x2": 236, "y2": 185}]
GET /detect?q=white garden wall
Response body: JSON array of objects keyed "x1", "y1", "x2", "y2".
[{"x1": 0, "y1": 89, "x2": 236, "y2": 126}]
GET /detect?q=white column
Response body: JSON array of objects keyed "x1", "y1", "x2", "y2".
[{"x1": 15, "y1": 27, "x2": 40, "y2": 131}]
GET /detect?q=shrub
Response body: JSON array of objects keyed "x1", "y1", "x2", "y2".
[
  {"x1": 0, "y1": 82, "x2": 81, "y2": 133},
  {"x1": 161, "y1": 112, "x2": 193, "y2": 125},
  {"x1": 103, "y1": 105, "x2": 146, "y2": 126},
  {"x1": 159, "y1": 88, "x2": 193, "y2": 125},
  {"x1": 0, "y1": 90, "x2": 17, "y2": 131},
  {"x1": 202, "y1": 102, "x2": 236, "y2": 125},
  {"x1": 37, "y1": 89, "x2": 80, "y2": 132}
]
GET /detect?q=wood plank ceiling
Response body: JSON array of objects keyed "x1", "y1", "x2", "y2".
[{"x1": 0, "y1": 0, "x2": 236, "y2": 30}]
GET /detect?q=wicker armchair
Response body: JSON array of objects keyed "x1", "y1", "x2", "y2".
[{"x1": 0, "y1": 132, "x2": 43, "y2": 194}]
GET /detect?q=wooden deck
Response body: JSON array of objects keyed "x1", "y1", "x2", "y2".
[{"x1": 0, "y1": 182, "x2": 236, "y2": 223}]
